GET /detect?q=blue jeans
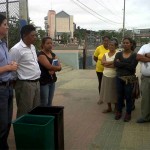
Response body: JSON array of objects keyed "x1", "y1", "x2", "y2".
[
  {"x1": 40, "y1": 83, "x2": 55, "y2": 106},
  {"x1": 116, "y1": 77, "x2": 133, "y2": 114},
  {"x1": 0, "y1": 86, "x2": 13, "y2": 150}
]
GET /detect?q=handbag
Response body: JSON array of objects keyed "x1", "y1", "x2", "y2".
[{"x1": 132, "y1": 77, "x2": 140, "y2": 99}]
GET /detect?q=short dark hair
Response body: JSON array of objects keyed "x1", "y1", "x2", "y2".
[
  {"x1": 0, "y1": 13, "x2": 6, "y2": 25},
  {"x1": 20, "y1": 24, "x2": 36, "y2": 39},
  {"x1": 123, "y1": 37, "x2": 133, "y2": 43},
  {"x1": 102, "y1": 35, "x2": 110, "y2": 41}
]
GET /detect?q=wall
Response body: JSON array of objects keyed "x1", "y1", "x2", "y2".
[
  {"x1": 53, "y1": 50, "x2": 81, "y2": 69},
  {"x1": 53, "y1": 49, "x2": 95, "y2": 69}
]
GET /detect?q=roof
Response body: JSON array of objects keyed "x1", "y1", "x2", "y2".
[{"x1": 56, "y1": 10, "x2": 70, "y2": 18}]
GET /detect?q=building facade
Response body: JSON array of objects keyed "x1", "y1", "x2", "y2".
[{"x1": 45, "y1": 10, "x2": 74, "y2": 40}]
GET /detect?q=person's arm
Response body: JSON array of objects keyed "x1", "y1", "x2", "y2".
[
  {"x1": 114, "y1": 52, "x2": 129, "y2": 68},
  {"x1": 136, "y1": 54, "x2": 150, "y2": 62},
  {"x1": 137, "y1": 44, "x2": 150, "y2": 62},
  {"x1": 49, "y1": 55, "x2": 62, "y2": 75},
  {"x1": 54, "y1": 56, "x2": 62, "y2": 70},
  {"x1": 8, "y1": 47, "x2": 19, "y2": 79},
  {"x1": 93, "y1": 46, "x2": 100, "y2": 62},
  {"x1": 114, "y1": 53, "x2": 138, "y2": 71},
  {"x1": 38, "y1": 55, "x2": 61, "y2": 71},
  {"x1": 145, "y1": 53, "x2": 150, "y2": 58},
  {"x1": 0, "y1": 62, "x2": 18, "y2": 74},
  {"x1": 93, "y1": 56, "x2": 98, "y2": 62},
  {"x1": 101, "y1": 54, "x2": 114, "y2": 68}
]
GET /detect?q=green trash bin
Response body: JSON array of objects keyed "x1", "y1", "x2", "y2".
[
  {"x1": 12, "y1": 114, "x2": 55, "y2": 150},
  {"x1": 28, "y1": 106, "x2": 64, "y2": 150}
]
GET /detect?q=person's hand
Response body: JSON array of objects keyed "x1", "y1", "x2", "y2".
[
  {"x1": 57, "y1": 65, "x2": 62, "y2": 71},
  {"x1": 49, "y1": 71, "x2": 54, "y2": 75},
  {"x1": 8, "y1": 61, "x2": 18, "y2": 71},
  {"x1": 145, "y1": 53, "x2": 150, "y2": 58}
]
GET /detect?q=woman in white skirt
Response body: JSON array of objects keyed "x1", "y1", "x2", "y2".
[{"x1": 100, "y1": 39, "x2": 118, "y2": 113}]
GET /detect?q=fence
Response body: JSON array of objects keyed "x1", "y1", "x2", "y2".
[
  {"x1": 0, "y1": 0, "x2": 20, "y2": 47},
  {"x1": 0, "y1": 0, "x2": 19, "y2": 19}
]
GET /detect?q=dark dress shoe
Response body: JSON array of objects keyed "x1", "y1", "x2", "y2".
[
  {"x1": 136, "y1": 118, "x2": 147, "y2": 123},
  {"x1": 124, "y1": 113, "x2": 131, "y2": 122},
  {"x1": 115, "y1": 112, "x2": 122, "y2": 120}
]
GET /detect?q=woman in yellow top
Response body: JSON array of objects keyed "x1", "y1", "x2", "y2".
[{"x1": 93, "y1": 36, "x2": 110, "y2": 104}]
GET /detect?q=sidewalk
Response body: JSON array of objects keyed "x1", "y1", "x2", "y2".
[{"x1": 9, "y1": 68, "x2": 150, "y2": 150}]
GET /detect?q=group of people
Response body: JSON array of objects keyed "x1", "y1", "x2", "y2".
[
  {"x1": 0, "y1": 14, "x2": 61, "y2": 149},
  {"x1": 1, "y1": 12, "x2": 150, "y2": 149},
  {"x1": 94, "y1": 35, "x2": 150, "y2": 123}
]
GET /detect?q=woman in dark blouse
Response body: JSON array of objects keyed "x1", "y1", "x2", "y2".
[
  {"x1": 114, "y1": 37, "x2": 138, "y2": 122},
  {"x1": 38, "y1": 37, "x2": 61, "y2": 106}
]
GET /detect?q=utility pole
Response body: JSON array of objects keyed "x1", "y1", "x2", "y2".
[
  {"x1": 132, "y1": 28, "x2": 135, "y2": 40},
  {"x1": 122, "y1": 0, "x2": 126, "y2": 39},
  {"x1": 6, "y1": 0, "x2": 9, "y2": 20},
  {"x1": 83, "y1": 33, "x2": 87, "y2": 69},
  {"x1": 19, "y1": 0, "x2": 29, "y2": 24},
  {"x1": 6, "y1": 0, "x2": 9, "y2": 45}
]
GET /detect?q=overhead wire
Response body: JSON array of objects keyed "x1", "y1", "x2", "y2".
[
  {"x1": 75, "y1": 0, "x2": 122, "y2": 24},
  {"x1": 71, "y1": 0, "x2": 116, "y2": 29},
  {"x1": 100, "y1": 0, "x2": 131, "y2": 29},
  {"x1": 94, "y1": 0, "x2": 122, "y2": 20},
  {"x1": 100, "y1": 0, "x2": 130, "y2": 27},
  {"x1": 71, "y1": 0, "x2": 108, "y2": 23}
]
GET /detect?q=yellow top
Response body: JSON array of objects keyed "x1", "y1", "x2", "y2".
[{"x1": 94, "y1": 45, "x2": 109, "y2": 72}]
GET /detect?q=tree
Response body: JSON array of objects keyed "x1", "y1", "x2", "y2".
[
  {"x1": 34, "y1": 29, "x2": 46, "y2": 51},
  {"x1": 8, "y1": 17, "x2": 20, "y2": 49},
  {"x1": 74, "y1": 27, "x2": 87, "y2": 45},
  {"x1": 61, "y1": 33, "x2": 68, "y2": 44}
]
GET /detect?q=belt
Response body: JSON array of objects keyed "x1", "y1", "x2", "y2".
[
  {"x1": 0, "y1": 81, "x2": 13, "y2": 86},
  {"x1": 18, "y1": 79, "x2": 39, "y2": 82}
]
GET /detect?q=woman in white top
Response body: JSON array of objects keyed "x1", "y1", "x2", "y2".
[{"x1": 100, "y1": 39, "x2": 118, "y2": 113}]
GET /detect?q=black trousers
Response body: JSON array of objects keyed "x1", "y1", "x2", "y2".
[{"x1": 96, "y1": 72, "x2": 103, "y2": 94}]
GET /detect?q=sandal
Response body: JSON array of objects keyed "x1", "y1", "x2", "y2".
[{"x1": 97, "y1": 101, "x2": 103, "y2": 105}]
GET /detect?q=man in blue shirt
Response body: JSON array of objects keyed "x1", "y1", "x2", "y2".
[{"x1": 0, "y1": 14, "x2": 18, "y2": 150}]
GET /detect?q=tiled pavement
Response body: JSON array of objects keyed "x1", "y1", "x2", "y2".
[{"x1": 8, "y1": 67, "x2": 150, "y2": 150}]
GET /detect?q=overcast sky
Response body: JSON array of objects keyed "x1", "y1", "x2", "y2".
[{"x1": 28, "y1": 0, "x2": 150, "y2": 31}]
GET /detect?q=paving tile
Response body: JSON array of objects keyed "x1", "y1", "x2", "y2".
[
  {"x1": 8, "y1": 69, "x2": 150, "y2": 150},
  {"x1": 58, "y1": 78, "x2": 97, "y2": 90}
]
